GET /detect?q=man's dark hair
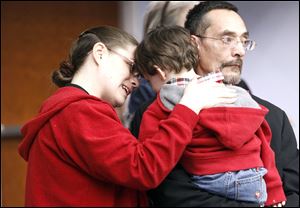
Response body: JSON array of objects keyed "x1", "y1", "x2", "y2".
[{"x1": 184, "y1": 1, "x2": 238, "y2": 35}]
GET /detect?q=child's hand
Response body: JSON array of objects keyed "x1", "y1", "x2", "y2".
[{"x1": 272, "y1": 201, "x2": 286, "y2": 207}]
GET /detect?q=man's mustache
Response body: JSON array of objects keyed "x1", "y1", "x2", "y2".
[{"x1": 221, "y1": 59, "x2": 243, "y2": 69}]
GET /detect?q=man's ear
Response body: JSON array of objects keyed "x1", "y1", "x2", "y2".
[
  {"x1": 191, "y1": 35, "x2": 200, "y2": 49},
  {"x1": 153, "y1": 65, "x2": 167, "y2": 81},
  {"x1": 92, "y1": 42, "x2": 107, "y2": 64}
]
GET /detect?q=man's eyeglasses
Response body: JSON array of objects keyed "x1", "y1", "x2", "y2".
[
  {"x1": 107, "y1": 48, "x2": 142, "y2": 79},
  {"x1": 195, "y1": 35, "x2": 256, "y2": 51}
]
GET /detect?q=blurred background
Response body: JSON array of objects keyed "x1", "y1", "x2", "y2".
[{"x1": 1, "y1": 1, "x2": 299, "y2": 206}]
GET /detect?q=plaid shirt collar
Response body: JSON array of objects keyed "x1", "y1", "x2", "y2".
[{"x1": 165, "y1": 77, "x2": 191, "y2": 87}]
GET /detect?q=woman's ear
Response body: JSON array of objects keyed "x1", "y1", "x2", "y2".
[
  {"x1": 92, "y1": 42, "x2": 106, "y2": 64},
  {"x1": 153, "y1": 65, "x2": 167, "y2": 81}
]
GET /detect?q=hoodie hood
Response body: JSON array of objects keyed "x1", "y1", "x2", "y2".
[
  {"x1": 159, "y1": 84, "x2": 185, "y2": 110},
  {"x1": 159, "y1": 83, "x2": 269, "y2": 150},
  {"x1": 18, "y1": 86, "x2": 100, "y2": 161},
  {"x1": 198, "y1": 105, "x2": 269, "y2": 150},
  {"x1": 159, "y1": 84, "x2": 260, "y2": 110}
]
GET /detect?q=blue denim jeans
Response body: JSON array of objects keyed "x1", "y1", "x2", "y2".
[{"x1": 191, "y1": 168, "x2": 268, "y2": 205}]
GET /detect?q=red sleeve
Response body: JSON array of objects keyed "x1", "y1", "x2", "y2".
[
  {"x1": 258, "y1": 120, "x2": 287, "y2": 205},
  {"x1": 138, "y1": 101, "x2": 169, "y2": 141},
  {"x1": 53, "y1": 99, "x2": 198, "y2": 191}
]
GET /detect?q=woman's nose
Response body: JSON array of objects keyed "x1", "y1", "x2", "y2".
[{"x1": 131, "y1": 76, "x2": 140, "y2": 89}]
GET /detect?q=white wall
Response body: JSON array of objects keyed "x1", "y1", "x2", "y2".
[
  {"x1": 119, "y1": 1, "x2": 149, "y2": 42},
  {"x1": 120, "y1": 1, "x2": 299, "y2": 147},
  {"x1": 230, "y1": 1, "x2": 299, "y2": 147}
]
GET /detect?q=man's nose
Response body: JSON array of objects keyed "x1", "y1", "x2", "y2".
[{"x1": 232, "y1": 41, "x2": 246, "y2": 58}]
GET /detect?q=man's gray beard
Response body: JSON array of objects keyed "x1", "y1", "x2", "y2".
[
  {"x1": 220, "y1": 59, "x2": 243, "y2": 85},
  {"x1": 223, "y1": 73, "x2": 241, "y2": 85}
]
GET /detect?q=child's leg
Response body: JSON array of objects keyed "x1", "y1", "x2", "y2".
[
  {"x1": 191, "y1": 167, "x2": 268, "y2": 205},
  {"x1": 191, "y1": 171, "x2": 232, "y2": 198},
  {"x1": 234, "y1": 167, "x2": 268, "y2": 205}
]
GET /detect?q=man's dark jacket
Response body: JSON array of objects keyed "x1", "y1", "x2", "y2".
[{"x1": 130, "y1": 94, "x2": 299, "y2": 207}]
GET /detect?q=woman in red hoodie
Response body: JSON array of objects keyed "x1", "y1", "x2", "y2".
[{"x1": 18, "y1": 25, "x2": 237, "y2": 207}]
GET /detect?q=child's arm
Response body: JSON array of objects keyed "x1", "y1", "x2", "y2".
[{"x1": 258, "y1": 120, "x2": 287, "y2": 206}]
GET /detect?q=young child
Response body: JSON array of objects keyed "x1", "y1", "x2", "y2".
[
  {"x1": 134, "y1": 25, "x2": 286, "y2": 207},
  {"x1": 18, "y1": 25, "x2": 237, "y2": 207}
]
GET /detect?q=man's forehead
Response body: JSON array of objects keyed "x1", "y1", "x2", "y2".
[{"x1": 204, "y1": 9, "x2": 247, "y2": 35}]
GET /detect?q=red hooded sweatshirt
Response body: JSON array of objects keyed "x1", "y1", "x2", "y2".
[
  {"x1": 139, "y1": 83, "x2": 286, "y2": 206},
  {"x1": 18, "y1": 86, "x2": 198, "y2": 207}
]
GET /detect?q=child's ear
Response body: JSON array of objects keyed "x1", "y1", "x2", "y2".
[{"x1": 153, "y1": 65, "x2": 167, "y2": 81}]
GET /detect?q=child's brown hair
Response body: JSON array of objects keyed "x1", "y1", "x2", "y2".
[{"x1": 134, "y1": 25, "x2": 198, "y2": 77}]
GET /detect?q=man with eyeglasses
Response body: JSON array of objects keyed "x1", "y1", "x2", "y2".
[{"x1": 145, "y1": 1, "x2": 299, "y2": 207}]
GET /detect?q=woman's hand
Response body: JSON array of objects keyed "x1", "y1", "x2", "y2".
[{"x1": 179, "y1": 76, "x2": 237, "y2": 114}]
